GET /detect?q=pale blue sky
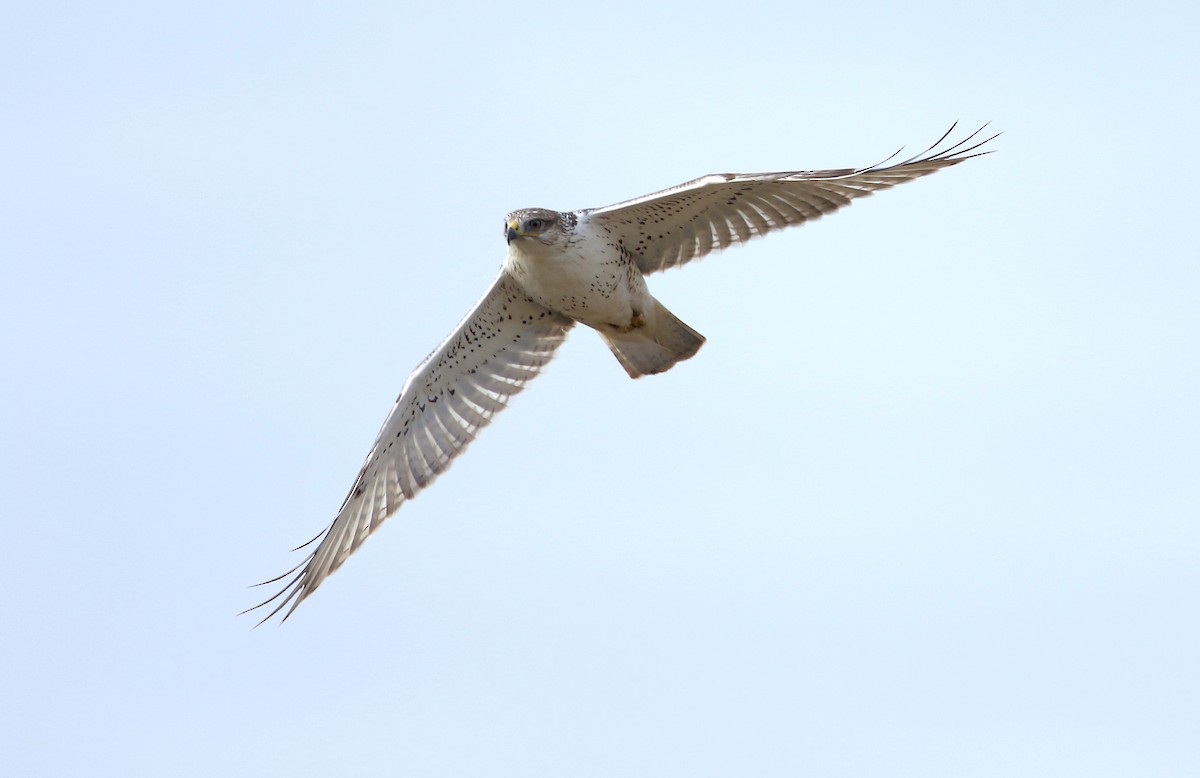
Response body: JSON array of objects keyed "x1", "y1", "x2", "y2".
[{"x1": 2, "y1": 2, "x2": 1197, "y2": 776}]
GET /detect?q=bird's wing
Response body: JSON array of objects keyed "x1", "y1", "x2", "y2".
[
  {"x1": 246, "y1": 270, "x2": 574, "y2": 623},
  {"x1": 583, "y1": 124, "x2": 997, "y2": 275}
]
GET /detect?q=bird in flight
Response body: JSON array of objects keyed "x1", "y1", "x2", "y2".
[{"x1": 247, "y1": 124, "x2": 997, "y2": 623}]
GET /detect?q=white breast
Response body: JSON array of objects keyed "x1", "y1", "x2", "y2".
[{"x1": 504, "y1": 221, "x2": 649, "y2": 330}]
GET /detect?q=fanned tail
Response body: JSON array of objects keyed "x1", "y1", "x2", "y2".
[{"x1": 600, "y1": 298, "x2": 705, "y2": 378}]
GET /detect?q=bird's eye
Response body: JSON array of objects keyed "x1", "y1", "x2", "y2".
[{"x1": 526, "y1": 218, "x2": 543, "y2": 231}]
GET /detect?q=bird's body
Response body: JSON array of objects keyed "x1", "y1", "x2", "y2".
[
  {"x1": 504, "y1": 207, "x2": 703, "y2": 377},
  {"x1": 504, "y1": 208, "x2": 645, "y2": 331},
  {"x1": 248, "y1": 125, "x2": 997, "y2": 623}
]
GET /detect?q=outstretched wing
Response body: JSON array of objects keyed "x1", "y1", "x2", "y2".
[
  {"x1": 247, "y1": 270, "x2": 574, "y2": 623},
  {"x1": 584, "y1": 124, "x2": 997, "y2": 275}
]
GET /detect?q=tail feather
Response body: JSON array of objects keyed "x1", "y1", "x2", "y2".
[{"x1": 600, "y1": 298, "x2": 705, "y2": 378}]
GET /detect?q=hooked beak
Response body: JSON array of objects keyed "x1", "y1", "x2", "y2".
[{"x1": 506, "y1": 221, "x2": 521, "y2": 244}]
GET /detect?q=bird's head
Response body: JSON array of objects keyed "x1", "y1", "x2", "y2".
[{"x1": 504, "y1": 208, "x2": 573, "y2": 249}]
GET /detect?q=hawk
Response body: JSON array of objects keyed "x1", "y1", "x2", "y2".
[{"x1": 247, "y1": 124, "x2": 996, "y2": 623}]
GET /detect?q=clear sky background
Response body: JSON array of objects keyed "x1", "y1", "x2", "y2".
[{"x1": 2, "y1": 2, "x2": 1197, "y2": 776}]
